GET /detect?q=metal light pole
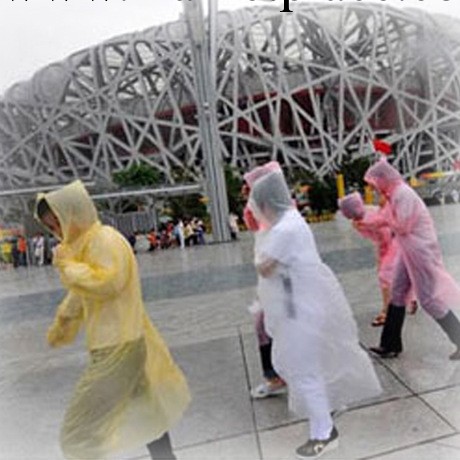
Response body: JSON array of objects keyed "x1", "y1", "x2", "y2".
[{"x1": 182, "y1": 0, "x2": 231, "y2": 243}]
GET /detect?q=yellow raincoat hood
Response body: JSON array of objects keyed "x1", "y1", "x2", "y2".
[{"x1": 35, "y1": 180, "x2": 98, "y2": 244}]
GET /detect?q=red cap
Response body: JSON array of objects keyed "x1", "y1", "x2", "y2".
[{"x1": 373, "y1": 139, "x2": 392, "y2": 155}]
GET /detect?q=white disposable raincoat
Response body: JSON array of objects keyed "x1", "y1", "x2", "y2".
[
  {"x1": 246, "y1": 165, "x2": 381, "y2": 434},
  {"x1": 36, "y1": 180, "x2": 190, "y2": 459},
  {"x1": 365, "y1": 159, "x2": 460, "y2": 317}
]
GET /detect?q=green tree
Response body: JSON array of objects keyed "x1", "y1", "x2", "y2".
[
  {"x1": 224, "y1": 165, "x2": 244, "y2": 215},
  {"x1": 308, "y1": 175, "x2": 338, "y2": 215},
  {"x1": 113, "y1": 163, "x2": 163, "y2": 187},
  {"x1": 168, "y1": 194, "x2": 207, "y2": 220},
  {"x1": 288, "y1": 168, "x2": 338, "y2": 215},
  {"x1": 339, "y1": 154, "x2": 371, "y2": 193},
  {"x1": 112, "y1": 163, "x2": 163, "y2": 212}
]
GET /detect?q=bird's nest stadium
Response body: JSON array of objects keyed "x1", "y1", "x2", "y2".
[{"x1": 1, "y1": 2, "x2": 460, "y2": 222}]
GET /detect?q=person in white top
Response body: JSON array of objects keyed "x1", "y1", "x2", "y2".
[
  {"x1": 33, "y1": 233, "x2": 45, "y2": 266},
  {"x1": 228, "y1": 212, "x2": 240, "y2": 240},
  {"x1": 244, "y1": 162, "x2": 382, "y2": 459}
]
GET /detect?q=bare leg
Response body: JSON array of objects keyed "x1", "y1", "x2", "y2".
[{"x1": 372, "y1": 286, "x2": 390, "y2": 327}]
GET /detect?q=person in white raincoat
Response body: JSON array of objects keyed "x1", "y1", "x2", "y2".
[
  {"x1": 245, "y1": 163, "x2": 382, "y2": 459},
  {"x1": 35, "y1": 180, "x2": 190, "y2": 460},
  {"x1": 364, "y1": 158, "x2": 460, "y2": 360}
]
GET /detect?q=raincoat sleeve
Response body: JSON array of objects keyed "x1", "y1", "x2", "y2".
[
  {"x1": 260, "y1": 221, "x2": 294, "y2": 267},
  {"x1": 47, "y1": 292, "x2": 83, "y2": 347},
  {"x1": 355, "y1": 209, "x2": 389, "y2": 242},
  {"x1": 55, "y1": 228, "x2": 130, "y2": 301},
  {"x1": 389, "y1": 186, "x2": 418, "y2": 235},
  {"x1": 361, "y1": 210, "x2": 388, "y2": 230}
]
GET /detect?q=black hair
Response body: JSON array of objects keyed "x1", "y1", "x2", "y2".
[{"x1": 36, "y1": 198, "x2": 52, "y2": 220}]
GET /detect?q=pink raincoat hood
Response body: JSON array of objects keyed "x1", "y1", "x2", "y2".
[
  {"x1": 243, "y1": 161, "x2": 282, "y2": 187},
  {"x1": 338, "y1": 192, "x2": 365, "y2": 220},
  {"x1": 244, "y1": 161, "x2": 293, "y2": 229},
  {"x1": 364, "y1": 159, "x2": 403, "y2": 197}
]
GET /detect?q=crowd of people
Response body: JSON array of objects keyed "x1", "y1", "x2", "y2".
[
  {"x1": 125, "y1": 217, "x2": 207, "y2": 254},
  {"x1": 0, "y1": 217, "x2": 210, "y2": 270},
  {"x1": 20, "y1": 146, "x2": 460, "y2": 460},
  {"x1": 0, "y1": 232, "x2": 58, "y2": 269}
]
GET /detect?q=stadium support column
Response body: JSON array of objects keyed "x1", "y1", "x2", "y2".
[{"x1": 183, "y1": 0, "x2": 231, "y2": 243}]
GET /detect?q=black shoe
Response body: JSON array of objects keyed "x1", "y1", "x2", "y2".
[
  {"x1": 296, "y1": 426, "x2": 339, "y2": 459},
  {"x1": 369, "y1": 346, "x2": 400, "y2": 359}
]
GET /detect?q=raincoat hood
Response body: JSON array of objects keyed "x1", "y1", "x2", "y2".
[
  {"x1": 35, "y1": 180, "x2": 99, "y2": 244},
  {"x1": 364, "y1": 158, "x2": 403, "y2": 197},
  {"x1": 338, "y1": 192, "x2": 365, "y2": 220},
  {"x1": 244, "y1": 161, "x2": 282, "y2": 187},
  {"x1": 245, "y1": 162, "x2": 293, "y2": 228}
]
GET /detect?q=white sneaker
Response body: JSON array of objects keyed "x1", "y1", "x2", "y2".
[{"x1": 250, "y1": 380, "x2": 287, "y2": 399}]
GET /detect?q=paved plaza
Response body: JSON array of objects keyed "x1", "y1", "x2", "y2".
[{"x1": 2, "y1": 205, "x2": 460, "y2": 459}]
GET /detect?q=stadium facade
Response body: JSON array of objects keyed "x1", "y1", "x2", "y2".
[{"x1": 1, "y1": 2, "x2": 460, "y2": 221}]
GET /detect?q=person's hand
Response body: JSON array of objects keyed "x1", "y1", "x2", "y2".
[
  {"x1": 47, "y1": 322, "x2": 64, "y2": 347},
  {"x1": 53, "y1": 244, "x2": 72, "y2": 267},
  {"x1": 46, "y1": 316, "x2": 72, "y2": 347},
  {"x1": 257, "y1": 259, "x2": 277, "y2": 278},
  {"x1": 352, "y1": 220, "x2": 364, "y2": 230}
]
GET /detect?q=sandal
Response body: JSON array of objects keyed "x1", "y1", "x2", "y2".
[
  {"x1": 250, "y1": 378, "x2": 287, "y2": 399},
  {"x1": 371, "y1": 313, "x2": 386, "y2": 327}
]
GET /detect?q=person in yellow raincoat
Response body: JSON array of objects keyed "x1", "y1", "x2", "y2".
[{"x1": 35, "y1": 180, "x2": 190, "y2": 460}]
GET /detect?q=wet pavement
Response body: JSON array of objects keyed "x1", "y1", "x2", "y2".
[{"x1": 2, "y1": 204, "x2": 460, "y2": 459}]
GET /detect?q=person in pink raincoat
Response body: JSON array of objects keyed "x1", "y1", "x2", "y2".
[
  {"x1": 242, "y1": 166, "x2": 288, "y2": 399},
  {"x1": 364, "y1": 158, "x2": 460, "y2": 359},
  {"x1": 338, "y1": 192, "x2": 417, "y2": 327}
]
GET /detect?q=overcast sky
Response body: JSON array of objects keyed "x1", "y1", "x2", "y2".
[{"x1": 0, "y1": 0, "x2": 458, "y2": 95}]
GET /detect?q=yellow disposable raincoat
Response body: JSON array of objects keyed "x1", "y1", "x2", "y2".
[{"x1": 36, "y1": 180, "x2": 190, "y2": 459}]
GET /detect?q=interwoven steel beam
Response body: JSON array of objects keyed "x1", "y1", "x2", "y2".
[{"x1": 1, "y1": 3, "x2": 460, "y2": 221}]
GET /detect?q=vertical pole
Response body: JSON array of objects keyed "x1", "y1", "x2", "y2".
[
  {"x1": 183, "y1": 0, "x2": 231, "y2": 242},
  {"x1": 364, "y1": 185, "x2": 374, "y2": 205},
  {"x1": 336, "y1": 173, "x2": 345, "y2": 199},
  {"x1": 209, "y1": 0, "x2": 217, "y2": 87}
]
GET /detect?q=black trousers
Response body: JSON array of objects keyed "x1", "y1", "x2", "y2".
[{"x1": 260, "y1": 342, "x2": 280, "y2": 380}]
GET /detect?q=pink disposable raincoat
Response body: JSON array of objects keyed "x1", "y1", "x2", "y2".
[
  {"x1": 339, "y1": 192, "x2": 398, "y2": 290},
  {"x1": 243, "y1": 162, "x2": 283, "y2": 345},
  {"x1": 364, "y1": 159, "x2": 460, "y2": 318}
]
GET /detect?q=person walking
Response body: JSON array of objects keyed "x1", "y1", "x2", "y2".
[
  {"x1": 364, "y1": 158, "x2": 460, "y2": 359},
  {"x1": 35, "y1": 180, "x2": 190, "y2": 460},
  {"x1": 242, "y1": 173, "x2": 287, "y2": 399},
  {"x1": 339, "y1": 191, "x2": 417, "y2": 327},
  {"x1": 245, "y1": 162, "x2": 381, "y2": 458}
]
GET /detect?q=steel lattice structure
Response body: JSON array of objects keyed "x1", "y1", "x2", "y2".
[{"x1": 1, "y1": 2, "x2": 460, "y2": 221}]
